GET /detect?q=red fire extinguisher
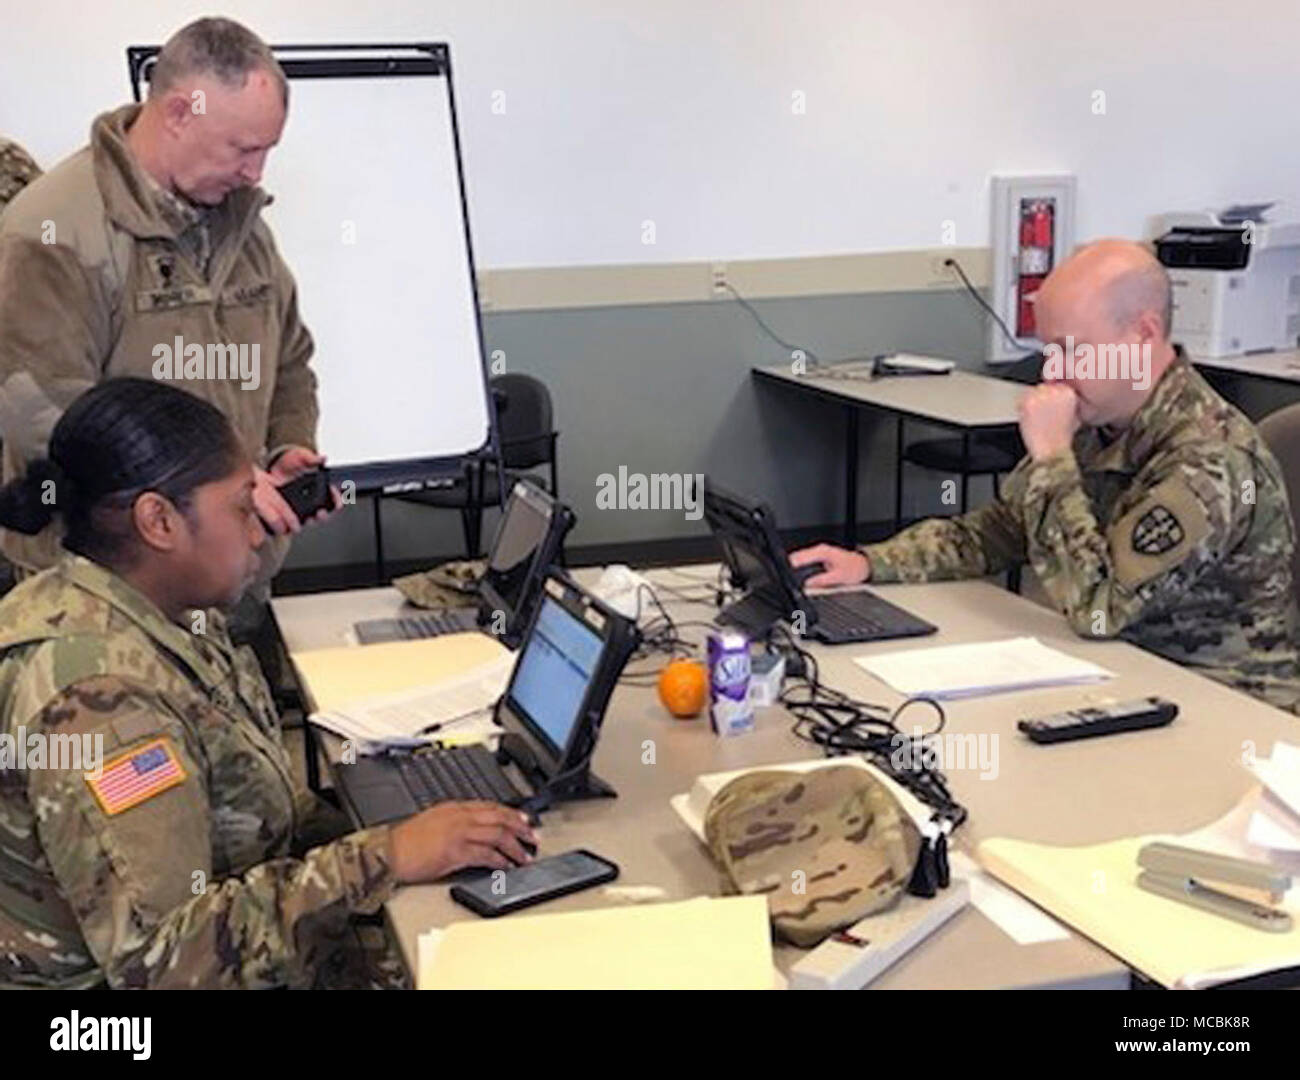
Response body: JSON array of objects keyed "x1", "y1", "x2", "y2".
[{"x1": 1016, "y1": 199, "x2": 1055, "y2": 338}]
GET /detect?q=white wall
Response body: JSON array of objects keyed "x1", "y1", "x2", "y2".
[{"x1": 3, "y1": 0, "x2": 1298, "y2": 269}]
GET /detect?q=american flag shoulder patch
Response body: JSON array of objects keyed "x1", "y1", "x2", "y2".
[{"x1": 85, "y1": 737, "x2": 187, "y2": 816}]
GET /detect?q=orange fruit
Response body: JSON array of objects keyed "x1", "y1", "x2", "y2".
[{"x1": 658, "y1": 659, "x2": 708, "y2": 719}]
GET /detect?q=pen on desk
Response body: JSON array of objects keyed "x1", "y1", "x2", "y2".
[{"x1": 416, "y1": 706, "x2": 495, "y2": 737}]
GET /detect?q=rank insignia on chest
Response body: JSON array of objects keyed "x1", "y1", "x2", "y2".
[
  {"x1": 146, "y1": 253, "x2": 177, "y2": 286},
  {"x1": 86, "y1": 737, "x2": 187, "y2": 816},
  {"x1": 1132, "y1": 505, "x2": 1185, "y2": 555}
]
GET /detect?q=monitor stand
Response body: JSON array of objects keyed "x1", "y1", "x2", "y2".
[
  {"x1": 717, "y1": 589, "x2": 784, "y2": 638},
  {"x1": 498, "y1": 733, "x2": 617, "y2": 807}
]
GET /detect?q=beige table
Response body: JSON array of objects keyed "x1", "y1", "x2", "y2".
[
  {"x1": 752, "y1": 362, "x2": 1025, "y2": 543},
  {"x1": 272, "y1": 566, "x2": 1300, "y2": 989},
  {"x1": 1193, "y1": 347, "x2": 1300, "y2": 384}
]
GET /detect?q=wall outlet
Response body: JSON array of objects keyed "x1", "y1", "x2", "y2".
[
  {"x1": 928, "y1": 253, "x2": 955, "y2": 284},
  {"x1": 711, "y1": 262, "x2": 728, "y2": 297}
]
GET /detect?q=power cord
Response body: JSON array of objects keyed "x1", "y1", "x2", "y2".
[
  {"x1": 943, "y1": 255, "x2": 1023, "y2": 354},
  {"x1": 765, "y1": 623, "x2": 967, "y2": 831},
  {"x1": 618, "y1": 565, "x2": 968, "y2": 894},
  {"x1": 618, "y1": 581, "x2": 710, "y2": 685},
  {"x1": 719, "y1": 281, "x2": 826, "y2": 366},
  {"x1": 718, "y1": 280, "x2": 878, "y2": 379}
]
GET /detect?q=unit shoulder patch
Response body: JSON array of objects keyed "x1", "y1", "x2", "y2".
[
  {"x1": 1131, "y1": 505, "x2": 1185, "y2": 555},
  {"x1": 1112, "y1": 477, "x2": 1213, "y2": 590}
]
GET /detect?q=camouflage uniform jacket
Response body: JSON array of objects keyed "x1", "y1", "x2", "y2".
[
  {"x1": 0, "y1": 138, "x2": 40, "y2": 215},
  {"x1": 863, "y1": 356, "x2": 1300, "y2": 711},
  {"x1": 0, "y1": 555, "x2": 396, "y2": 988},
  {"x1": 0, "y1": 103, "x2": 318, "y2": 572}
]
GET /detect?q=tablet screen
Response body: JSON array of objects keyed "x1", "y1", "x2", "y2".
[
  {"x1": 506, "y1": 594, "x2": 604, "y2": 757},
  {"x1": 482, "y1": 488, "x2": 551, "y2": 619}
]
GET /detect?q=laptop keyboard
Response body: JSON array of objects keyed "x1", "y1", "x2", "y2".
[
  {"x1": 397, "y1": 609, "x2": 478, "y2": 638},
  {"x1": 396, "y1": 743, "x2": 524, "y2": 807},
  {"x1": 812, "y1": 591, "x2": 933, "y2": 642},
  {"x1": 355, "y1": 608, "x2": 478, "y2": 644}
]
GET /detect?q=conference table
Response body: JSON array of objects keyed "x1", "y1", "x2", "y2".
[
  {"x1": 1194, "y1": 348, "x2": 1300, "y2": 386},
  {"x1": 751, "y1": 363, "x2": 1024, "y2": 544},
  {"x1": 271, "y1": 565, "x2": 1300, "y2": 989}
]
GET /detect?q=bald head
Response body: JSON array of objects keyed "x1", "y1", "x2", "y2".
[
  {"x1": 1034, "y1": 239, "x2": 1178, "y2": 428},
  {"x1": 1039, "y1": 239, "x2": 1172, "y2": 341}
]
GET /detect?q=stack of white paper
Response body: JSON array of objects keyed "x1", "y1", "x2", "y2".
[
  {"x1": 1245, "y1": 742, "x2": 1300, "y2": 854},
  {"x1": 854, "y1": 636, "x2": 1113, "y2": 699},
  {"x1": 310, "y1": 654, "x2": 513, "y2": 752}
]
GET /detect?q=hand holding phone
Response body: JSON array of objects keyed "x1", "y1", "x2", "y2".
[{"x1": 277, "y1": 467, "x2": 334, "y2": 522}]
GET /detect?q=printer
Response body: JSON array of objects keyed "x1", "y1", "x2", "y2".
[{"x1": 1153, "y1": 205, "x2": 1300, "y2": 357}]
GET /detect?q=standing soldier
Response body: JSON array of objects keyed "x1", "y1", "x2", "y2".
[
  {"x1": 0, "y1": 137, "x2": 39, "y2": 591},
  {"x1": 0, "y1": 18, "x2": 337, "y2": 650}
]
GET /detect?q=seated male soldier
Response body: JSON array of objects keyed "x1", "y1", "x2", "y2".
[{"x1": 793, "y1": 239, "x2": 1300, "y2": 713}]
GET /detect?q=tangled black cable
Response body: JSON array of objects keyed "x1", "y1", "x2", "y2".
[
  {"x1": 611, "y1": 572, "x2": 965, "y2": 830},
  {"x1": 619, "y1": 582, "x2": 710, "y2": 685},
  {"x1": 768, "y1": 624, "x2": 967, "y2": 830}
]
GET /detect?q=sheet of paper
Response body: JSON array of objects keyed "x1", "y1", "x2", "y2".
[
  {"x1": 309, "y1": 654, "x2": 513, "y2": 749},
  {"x1": 950, "y1": 851, "x2": 1069, "y2": 945},
  {"x1": 855, "y1": 636, "x2": 1113, "y2": 700},
  {"x1": 1248, "y1": 741, "x2": 1300, "y2": 819},
  {"x1": 418, "y1": 896, "x2": 774, "y2": 990},
  {"x1": 417, "y1": 928, "x2": 443, "y2": 979},
  {"x1": 1246, "y1": 809, "x2": 1300, "y2": 854},
  {"x1": 979, "y1": 808, "x2": 1300, "y2": 989},
  {"x1": 291, "y1": 632, "x2": 510, "y2": 712},
  {"x1": 1271, "y1": 742, "x2": 1300, "y2": 771}
]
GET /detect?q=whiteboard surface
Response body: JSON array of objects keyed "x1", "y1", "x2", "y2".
[{"x1": 260, "y1": 70, "x2": 489, "y2": 470}]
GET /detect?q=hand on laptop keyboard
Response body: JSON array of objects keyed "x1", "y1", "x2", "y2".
[{"x1": 389, "y1": 801, "x2": 537, "y2": 882}]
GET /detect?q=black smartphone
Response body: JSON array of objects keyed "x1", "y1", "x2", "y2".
[
  {"x1": 450, "y1": 849, "x2": 619, "y2": 917},
  {"x1": 274, "y1": 467, "x2": 333, "y2": 523}
]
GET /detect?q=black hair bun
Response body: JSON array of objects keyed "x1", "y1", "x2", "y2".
[{"x1": 0, "y1": 458, "x2": 69, "y2": 535}]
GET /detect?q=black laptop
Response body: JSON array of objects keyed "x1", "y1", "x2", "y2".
[
  {"x1": 335, "y1": 572, "x2": 641, "y2": 826},
  {"x1": 702, "y1": 480, "x2": 937, "y2": 645},
  {"x1": 354, "y1": 479, "x2": 574, "y2": 649}
]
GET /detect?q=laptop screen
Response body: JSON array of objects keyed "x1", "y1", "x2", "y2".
[
  {"x1": 481, "y1": 486, "x2": 552, "y2": 618},
  {"x1": 506, "y1": 593, "x2": 605, "y2": 758},
  {"x1": 704, "y1": 486, "x2": 795, "y2": 608}
]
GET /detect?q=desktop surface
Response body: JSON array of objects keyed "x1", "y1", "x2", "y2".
[
  {"x1": 753, "y1": 363, "x2": 1024, "y2": 428},
  {"x1": 273, "y1": 566, "x2": 1299, "y2": 989}
]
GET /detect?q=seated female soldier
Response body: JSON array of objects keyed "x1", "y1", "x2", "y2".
[{"x1": 0, "y1": 377, "x2": 534, "y2": 989}]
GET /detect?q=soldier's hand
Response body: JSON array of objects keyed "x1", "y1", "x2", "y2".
[
  {"x1": 256, "y1": 446, "x2": 340, "y2": 533},
  {"x1": 790, "y1": 543, "x2": 870, "y2": 587},
  {"x1": 252, "y1": 466, "x2": 303, "y2": 535},
  {"x1": 1019, "y1": 383, "x2": 1080, "y2": 460},
  {"x1": 389, "y1": 801, "x2": 537, "y2": 884}
]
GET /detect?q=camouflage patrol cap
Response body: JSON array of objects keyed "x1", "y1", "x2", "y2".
[
  {"x1": 392, "y1": 559, "x2": 485, "y2": 610},
  {"x1": 704, "y1": 766, "x2": 922, "y2": 947}
]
